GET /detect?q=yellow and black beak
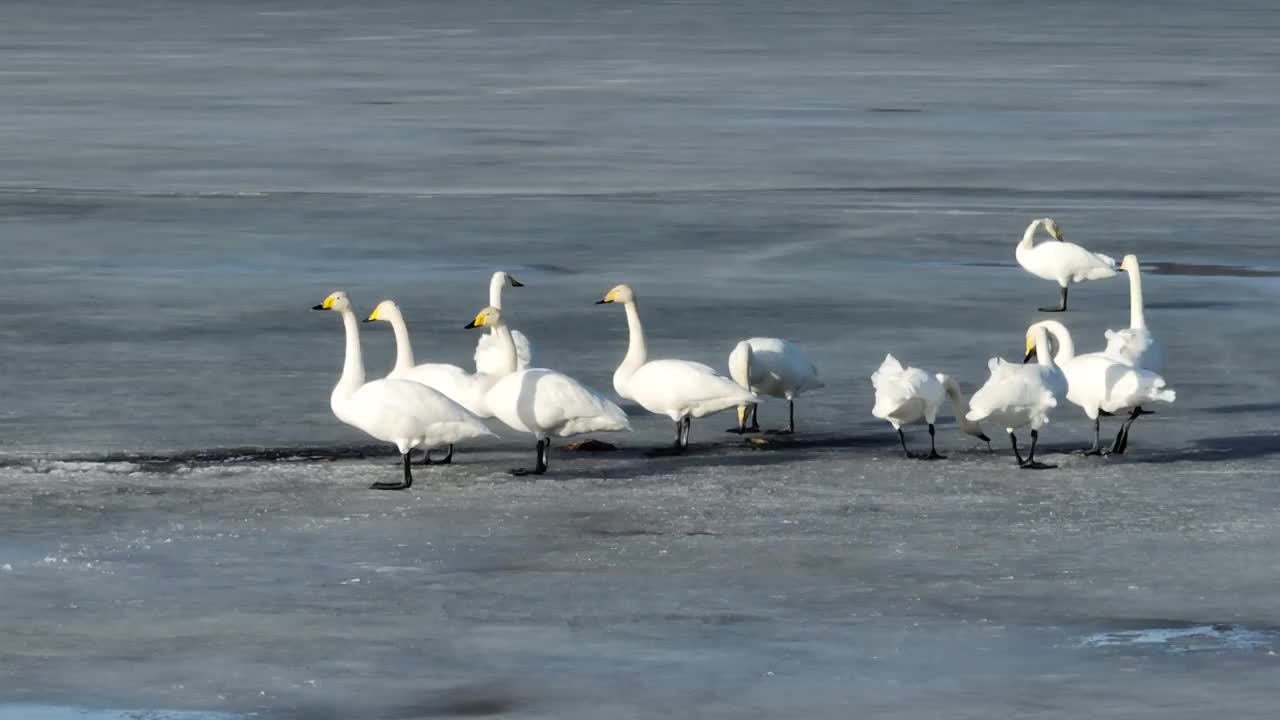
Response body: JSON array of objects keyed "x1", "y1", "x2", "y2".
[
  {"x1": 1023, "y1": 337, "x2": 1038, "y2": 364},
  {"x1": 362, "y1": 307, "x2": 380, "y2": 324},
  {"x1": 311, "y1": 296, "x2": 335, "y2": 311},
  {"x1": 464, "y1": 312, "x2": 486, "y2": 329},
  {"x1": 311, "y1": 304, "x2": 326, "y2": 311},
  {"x1": 596, "y1": 289, "x2": 616, "y2": 305}
]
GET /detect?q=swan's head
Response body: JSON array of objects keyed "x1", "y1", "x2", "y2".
[
  {"x1": 596, "y1": 284, "x2": 635, "y2": 305},
  {"x1": 363, "y1": 300, "x2": 401, "y2": 324},
  {"x1": 1119, "y1": 254, "x2": 1139, "y2": 272},
  {"x1": 311, "y1": 291, "x2": 351, "y2": 313},
  {"x1": 495, "y1": 271, "x2": 525, "y2": 288},
  {"x1": 464, "y1": 305, "x2": 503, "y2": 329},
  {"x1": 1042, "y1": 218, "x2": 1065, "y2": 241},
  {"x1": 1023, "y1": 326, "x2": 1040, "y2": 364}
]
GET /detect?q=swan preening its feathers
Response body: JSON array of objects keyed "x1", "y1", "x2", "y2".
[
  {"x1": 310, "y1": 227, "x2": 1173, "y2": 487},
  {"x1": 871, "y1": 354, "x2": 990, "y2": 459},
  {"x1": 727, "y1": 338, "x2": 822, "y2": 434},
  {"x1": 598, "y1": 284, "x2": 756, "y2": 451},
  {"x1": 465, "y1": 305, "x2": 629, "y2": 475},
  {"x1": 1016, "y1": 218, "x2": 1117, "y2": 312},
  {"x1": 312, "y1": 291, "x2": 494, "y2": 490}
]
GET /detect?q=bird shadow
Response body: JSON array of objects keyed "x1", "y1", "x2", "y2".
[{"x1": 1115, "y1": 433, "x2": 1280, "y2": 464}]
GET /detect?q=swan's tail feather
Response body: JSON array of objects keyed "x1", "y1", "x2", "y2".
[{"x1": 873, "y1": 353, "x2": 904, "y2": 380}]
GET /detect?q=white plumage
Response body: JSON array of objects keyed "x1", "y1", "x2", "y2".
[
  {"x1": 966, "y1": 323, "x2": 1068, "y2": 469},
  {"x1": 313, "y1": 292, "x2": 494, "y2": 490},
  {"x1": 473, "y1": 271, "x2": 533, "y2": 375},
  {"x1": 598, "y1": 284, "x2": 755, "y2": 451},
  {"x1": 1016, "y1": 218, "x2": 1117, "y2": 312},
  {"x1": 727, "y1": 338, "x2": 822, "y2": 434},
  {"x1": 871, "y1": 354, "x2": 989, "y2": 457},
  {"x1": 1103, "y1": 254, "x2": 1164, "y2": 373}
]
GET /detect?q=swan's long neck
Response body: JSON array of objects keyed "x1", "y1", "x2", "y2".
[
  {"x1": 941, "y1": 376, "x2": 983, "y2": 435},
  {"x1": 1034, "y1": 326, "x2": 1059, "y2": 368},
  {"x1": 387, "y1": 310, "x2": 416, "y2": 373},
  {"x1": 1017, "y1": 219, "x2": 1041, "y2": 254},
  {"x1": 336, "y1": 309, "x2": 366, "y2": 396},
  {"x1": 489, "y1": 273, "x2": 505, "y2": 309},
  {"x1": 1127, "y1": 265, "x2": 1146, "y2": 330},
  {"x1": 488, "y1": 321, "x2": 519, "y2": 378},
  {"x1": 619, "y1": 300, "x2": 648, "y2": 375}
]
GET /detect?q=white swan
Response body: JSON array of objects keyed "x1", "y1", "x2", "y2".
[
  {"x1": 1102, "y1": 254, "x2": 1166, "y2": 453},
  {"x1": 312, "y1": 292, "x2": 494, "y2": 490},
  {"x1": 871, "y1": 354, "x2": 991, "y2": 458},
  {"x1": 726, "y1": 338, "x2": 823, "y2": 434},
  {"x1": 1016, "y1": 217, "x2": 1116, "y2": 312},
  {"x1": 465, "y1": 305, "x2": 629, "y2": 475},
  {"x1": 473, "y1": 271, "x2": 533, "y2": 375},
  {"x1": 597, "y1": 284, "x2": 756, "y2": 452},
  {"x1": 966, "y1": 323, "x2": 1068, "y2": 469},
  {"x1": 1029, "y1": 320, "x2": 1175, "y2": 455},
  {"x1": 364, "y1": 299, "x2": 501, "y2": 463}
]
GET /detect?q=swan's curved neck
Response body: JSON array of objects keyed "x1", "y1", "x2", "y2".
[
  {"x1": 1017, "y1": 219, "x2": 1041, "y2": 253},
  {"x1": 619, "y1": 300, "x2": 648, "y2": 375},
  {"x1": 488, "y1": 321, "x2": 519, "y2": 377},
  {"x1": 489, "y1": 273, "x2": 505, "y2": 309},
  {"x1": 387, "y1": 311, "x2": 416, "y2": 372},
  {"x1": 337, "y1": 309, "x2": 366, "y2": 392},
  {"x1": 1034, "y1": 325, "x2": 1067, "y2": 367},
  {"x1": 1126, "y1": 265, "x2": 1146, "y2": 329},
  {"x1": 941, "y1": 376, "x2": 981, "y2": 433}
]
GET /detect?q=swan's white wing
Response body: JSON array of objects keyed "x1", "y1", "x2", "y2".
[
  {"x1": 1102, "y1": 328, "x2": 1163, "y2": 373},
  {"x1": 744, "y1": 338, "x2": 822, "y2": 397},
  {"x1": 871, "y1": 359, "x2": 936, "y2": 421},
  {"x1": 967, "y1": 361, "x2": 1058, "y2": 424},
  {"x1": 349, "y1": 379, "x2": 494, "y2": 448},
  {"x1": 629, "y1": 359, "x2": 755, "y2": 419},
  {"x1": 474, "y1": 328, "x2": 533, "y2": 374},
  {"x1": 1030, "y1": 241, "x2": 1118, "y2": 282},
  {"x1": 489, "y1": 369, "x2": 630, "y2": 437},
  {"x1": 394, "y1": 362, "x2": 493, "y2": 417}
]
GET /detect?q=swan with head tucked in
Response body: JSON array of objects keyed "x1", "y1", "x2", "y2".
[
  {"x1": 1016, "y1": 217, "x2": 1117, "y2": 312},
  {"x1": 966, "y1": 323, "x2": 1068, "y2": 469},
  {"x1": 726, "y1": 338, "x2": 822, "y2": 435},
  {"x1": 597, "y1": 284, "x2": 756, "y2": 452},
  {"x1": 473, "y1": 271, "x2": 532, "y2": 374},
  {"x1": 465, "y1": 305, "x2": 629, "y2": 475},
  {"x1": 1102, "y1": 254, "x2": 1165, "y2": 453},
  {"x1": 364, "y1": 299, "x2": 501, "y2": 464},
  {"x1": 312, "y1": 292, "x2": 495, "y2": 490},
  {"x1": 871, "y1": 354, "x2": 991, "y2": 459},
  {"x1": 1027, "y1": 320, "x2": 1175, "y2": 456}
]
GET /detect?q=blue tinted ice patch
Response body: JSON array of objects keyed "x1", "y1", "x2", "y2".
[
  {"x1": 0, "y1": 706, "x2": 240, "y2": 720},
  {"x1": 1081, "y1": 624, "x2": 1279, "y2": 654}
]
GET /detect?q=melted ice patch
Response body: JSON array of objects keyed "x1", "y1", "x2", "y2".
[
  {"x1": 1082, "y1": 624, "x2": 1279, "y2": 654},
  {"x1": 0, "y1": 705, "x2": 239, "y2": 720}
]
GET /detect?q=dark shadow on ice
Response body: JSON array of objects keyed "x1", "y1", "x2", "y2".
[
  {"x1": 1198, "y1": 401, "x2": 1280, "y2": 415},
  {"x1": 1116, "y1": 433, "x2": 1280, "y2": 464}
]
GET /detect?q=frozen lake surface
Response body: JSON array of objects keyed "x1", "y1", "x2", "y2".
[{"x1": 2, "y1": 0, "x2": 1280, "y2": 717}]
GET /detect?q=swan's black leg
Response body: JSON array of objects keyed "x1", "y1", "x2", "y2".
[
  {"x1": 679, "y1": 416, "x2": 692, "y2": 450},
  {"x1": 1111, "y1": 407, "x2": 1144, "y2": 454},
  {"x1": 672, "y1": 418, "x2": 684, "y2": 450},
  {"x1": 767, "y1": 400, "x2": 795, "y2": 435},
  {"x1": 1009, "y1": 431, "x2": 1025, "y2": 466},
  {"x1": 751, "y1": 404, "x2": 761, "y2": 433},
  {"x1": 1081, "y1": 417, "x2": 1104, "y2": 456},
  {"x1": 423, "y1": 444, "x2": 453, "y2": 465},
  {"x1": 1021, "y1": 429, "x2": 1056, "y2": 469},
  {"x1": 898, "y1": 427, "x2": 911, "y2": 458},
  {"x1": 371, "y1": 453, "x2": 413, "y2": 490},
  {"x1": 511, "y1": 439, "x2": 548, "y2": 476},
  {"x1": 1039, "y1": 285, "x2": 1068, "y2": 313},
  {"x1": 728, "y1": 403, "x2": 760, "y2": 434},
  {"x1": 924, "y1": 423, "x2": 946, "y2": 460}
]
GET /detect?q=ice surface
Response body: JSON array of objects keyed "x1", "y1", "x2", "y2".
[{"x1": 2, "y1": 1, "x2": 1280, "y2": 718}]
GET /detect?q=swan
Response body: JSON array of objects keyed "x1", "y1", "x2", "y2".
[
  {"x1": 1102, "y1": 254, "x2": 1165, "y2": 453},
  {"x1": 726, "y1": 338, "x2": 823, "y2": 434},
  {"x1": 966, "y1": 323, "x2": 1068, "y2": 469},
  {"x1": 473, "y1": 271, "x2": 533, "y2": 375},
  {"x1": 1016, "y1": 218, "x2": 1117, "y2": 312},
  {"x1": 871, "y1": 354, "x2": 991, "y2": 458},
  {"x1": 364, "y1": 299, "x2": 501, "y2": 464},
  {"x1": 1028, "y1": 320, "x2": 1175, "y2": 455},
  {"x1": 465, "y1": 305, "x2": 629, "y2": 475},
  {"x1": 597, "y1": 284, "x2": 756, "y2": 452},
  {"x1": 311, "y1": 292, "x2": 494, "y2": 490}
]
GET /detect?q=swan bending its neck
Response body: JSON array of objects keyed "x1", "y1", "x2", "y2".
[
  {"x1": 939, "y1": 375, "x2": 984, "y2": 435},
  {"x1": 1028, "y1": 322, "x2": 1072, "y2": 365}
]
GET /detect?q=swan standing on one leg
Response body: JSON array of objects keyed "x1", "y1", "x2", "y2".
[
  {"x1": 473, "y1": 271, "x2": 533, "y2": 374},
  {"x1": 1016, "y1": 218, "x2": 1117, "y2": 312},
  {"x1": 465, "y1": 306, "x2": 629, "y2": 475},
  {"x1": 726, "y1": 338, "x2": 822, "y2": 435},
  {"x1": 1103, "y1": 254, "x2": 1165, "y2": 453},
  {"x1": 966, "y1": 324, "x2": 1068, "y2": 469},
  {"x1": 870, "y1": 354, "x2": 991, "y2": 459},
  {"x1": 365, "y1": 299, "x2": 501, "y2": 464},
  {"x1": 1028, "y1": 320, "x2": 1175, "y2": 456},
  {"x1": 312, "y1": 292, "x2": 494, "y2": 490},
  {"x1": 597, "y1": 284, "x2": 756, "y2": 453}
]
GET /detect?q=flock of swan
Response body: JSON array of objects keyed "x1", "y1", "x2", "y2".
[{"x1": 312, "y1": 218, "x2": 1173, "y2": 489}]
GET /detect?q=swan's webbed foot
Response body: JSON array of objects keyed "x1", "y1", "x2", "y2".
[
  {"x1": 921, "y1": 450, "x2": 947, "y2": 461},
  {"x1": 1038, "y1": 286, "x2": 1069, "y2": 313},
  {"x1": 1019, "y1": 460, "x2": 1057, "y2": 470},
  {"x1": 1078, "y1": 448, "x2": 1105, "y2": 457},
  {"x1": 726, "y1": 424, "x2": 762, "y2": 434},
  {"x1": 509, "y1": 467, "x2": 545, "y2": 477},
  {"x1": 763, "y1": 428, "x2": 793, "y2": 436},
  {"x1": 369, "y1": 480, "x2": 410, "y2": 490},
  {"x1": 423, "y1": 445, "x2": 453, "y2": 465},
  {"x1": 511, "y1": 439, "x2": 549, "y2": 476}
]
